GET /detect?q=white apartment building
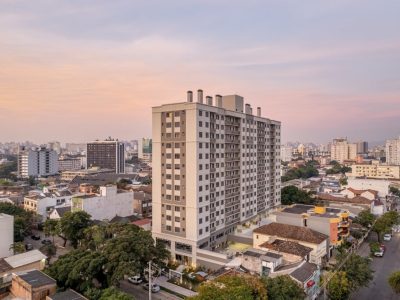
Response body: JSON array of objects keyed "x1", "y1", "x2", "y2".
[
  {"x1": 386, "y1": 137, "x2": 400, "y2": 165},
  {"x1": 18, "y1": 146, "x2": 58, "y2": 178},
  {"x1": 330, "y1": 138, "x2": 357, "y2": 163},
  {"x1": 71, "y1": 185, "x2": 133, "y2": 221},
  {"x1": 152, "y1": 90, "x2": 281, "y2": 266},
  {"x1": 0, "y1": 213, "x2": 14, "y2": 258},
  {"x1": 281, "y1": 145, "x2": 293, "y2": 162}
]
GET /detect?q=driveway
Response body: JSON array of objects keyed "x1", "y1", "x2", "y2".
[{"x1": 351, "y1": 233, "x2": 400, "y2": 299}]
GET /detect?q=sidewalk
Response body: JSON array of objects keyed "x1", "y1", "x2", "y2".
[{"x1": 156, "y1": 276, "x2": 198, "y2": 298}]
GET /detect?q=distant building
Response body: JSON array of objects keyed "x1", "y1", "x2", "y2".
[
  {"x1": 58, "y1": 158, "x2": 81, "y2": 171},
  {"x1": 356, "y1": 141, "x2": 368, "y2": 154},
  {"x1": 18, "y1": 146, "x2": 59, "y2": 178},
  {"x1": 0, "y1": 214, "x2": 13, "y2": 258},
  {"x1": 138, "y1": 138, "x2": 152, "y2": 162},
  {"x1": 281, "y1": 145, "x2": 293, "y2": 162},
  {"x1": 133, "y1": 188, "x2": 152, "y2": 217},
  {"x1": 330, "y1": 138, "x2": 357, "y2": 163},
  {"x1": 386, "y1": 137, "x2": 400, "y2": 165},
  {"x1": 71, "y1": 185, "x2": 133, "y2": 221},
  {"x1": 347, "y1": 163, "x2": 400, "y2": 179},
  {"x1": 87, "y1": 139, "x2": 125, "y2": 173}
]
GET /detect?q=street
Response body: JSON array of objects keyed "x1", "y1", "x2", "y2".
[
  {"x1": 351, "y1": 233, "x2": 400, "y2": 300},
  {"x1": 119, "y1": 280, "x2": 182, "y2": 300}
]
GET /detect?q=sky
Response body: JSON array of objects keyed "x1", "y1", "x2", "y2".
[{"x1": 0, "y1": 0, "x2": 399, "y2": 144}]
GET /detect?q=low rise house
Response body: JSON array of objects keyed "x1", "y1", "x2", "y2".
[
  {"x1": 253, "y1": 222, "x2": 329, "y2": 265},
  {"x1": 258, "y1": 239, "x2": 313, "y2": 265},
  {"x1": 289, "y1": 261, "x2": 320, "y2": 300},
  {"x1": 342, "y1": 187, "x2": 378, "y2": 201},
  {"x1": 9, "y1": 270, "x2": 56, "y2": 300},
  {"x1": 47, "y1": 289, "x2": 87, "y2": 300},
  {"x1": 241, "y1": 248, "x2": 282, "y2": 276},
  {"x1": 48, "y1": 206, "x2": 71, "y2": 220},
  {"x1": 132, "y1": 188, "x2": 152, "y2": 217}
]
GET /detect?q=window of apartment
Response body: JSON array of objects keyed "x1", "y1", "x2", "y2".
[
  {"x1": 166, "y1": 205, "x2": 172, "y2": 210},
  {"x1": 175, "y1": 216, "x2": 180, "y2": 222},
  {"x1": 166, "y1": 215, "x2": 172, "y2": 221},
  {"x1": 166, "y1": 225, "x2": 172, "y2": 231},
  {"x1": 175, "y1": 227, "x2": 180, "y2": 233},
  {"x1": 175, "y1": 206, "x2": 181, "y2": 212}
]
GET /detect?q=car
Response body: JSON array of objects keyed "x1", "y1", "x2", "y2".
[
  {"x1": 127, "y1": 275, "x2": 143, "y2": 284},
  {"x1": 380, "y1": 244, "x2": 386, "y2": 251},
  {"x1": 41, "y1": 239, "x2": 52, "y2": 245},
  {"x1": 384, "y1": 234, "x2": 392, "y2": 241},
  {"x1": 31, "y1": 234, "x2": 41, "y2": 240},
  {"x1": 25, "y1": 243, "x2": 33, "y2": 251},
  {"x1": 143, "y1": 283, "x2": 160, "y2": 293},
  {"x1": 374, "y1": 250, "x2": 384, "y2": 257}
]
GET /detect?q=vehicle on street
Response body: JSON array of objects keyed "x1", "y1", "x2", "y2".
[
  {"x1": 25, "y1": 243, "x2": 33, "y2": 250},
  {"x1": 31, "y1": 234, "x2": 41, "y2": 240},
  {"x1": 41, "y1": 239, "x2": 52, "y2": 245},
  {"x1": 128, "y1": 275, "x2": 143, "y2": 284},
  {"x1": 374, "y1": 250, "x2": 384, "y2": 257},
  {"x1": 143, "y1": 283, "x2": 160, "y2": 293},
  {"x1": 383, "y1": 234, "x2": 392, "y2": 241}
]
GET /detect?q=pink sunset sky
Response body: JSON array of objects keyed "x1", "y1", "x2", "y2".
[{"x1": 1, "y1": 0, "x2": 399, "y2": 144}]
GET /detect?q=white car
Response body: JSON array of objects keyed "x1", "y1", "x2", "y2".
[
  {"x1": 374, "y1": 250, "x2": 384, "y2": 257},
  {"x1": 143, "y1": 283, "x2": 160, "y2": 293},
  {"x1": 128, "y1": 275, "x2": 143, "y2": 284},
  {"x1": 384, "y1": 234, "x2": 392, "y2": 241}
]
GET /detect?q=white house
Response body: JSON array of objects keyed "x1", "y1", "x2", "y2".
[
  {"x1": 71, "y1": 185, "x2": 133, "y2": 221},
  {"x1": 0, "y1": 213, "x2": 14, "y2": 258}
]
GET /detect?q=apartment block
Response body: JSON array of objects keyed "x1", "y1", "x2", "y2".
[
  {"x1": 330, "y1": 138, "x2": 357, "y2": 163},
  {"x1": 152, "y1": 90, "x2": 281, "y2": 266},
  {"x1": 348, "y1": 163, "x2": 400, "y2": 179},
  {"x1": 386, "y1": 137, "x2": 400, "y2": 165},
  {"x1": 87, "y1": 139, "x2": 125, "y2": 173},
  {"x1": 18, "y1": 146, "x2": 59, "y2": 178},
  {"x1": 138, "y1": 138, "x2": 152, "y2": 162}
]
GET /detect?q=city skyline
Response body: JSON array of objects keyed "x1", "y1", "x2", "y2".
[{"x1": 1, "y1": 1, "x2": 400, "y2": 143}]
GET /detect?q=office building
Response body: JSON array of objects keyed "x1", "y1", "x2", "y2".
[
  {"x1": 17, "y1": 146, "x2": 59, "y2": 178},
  {"x1": 138, "y1": 138, "x2": 152, "y2": 162},
  {"x1": 356, "y1": 141, "x2": 368, "y2": 154},
  {"x1": 152, "y1": 90, "x2": 281, "y2": 266},
  {"x1": 86, "y1": 139, "x2": 125, "y2": 173},
  {"x1": 330, "y1": 138, "x2": 357, "y2": 163},
  {"x1": 386, "y1": 137, "x2": 400, "y2": 165}
]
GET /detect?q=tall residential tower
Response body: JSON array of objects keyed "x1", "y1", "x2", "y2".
[{"x1": 152, "y1": 90, "x2": 281, "y2": 266}]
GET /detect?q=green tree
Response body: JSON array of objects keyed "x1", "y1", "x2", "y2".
[
  {"x1": 369, "y1": 242, "x2": 381, "y2": 254},
  {"x1": 264, "y1": 275, "x2": 305, "y2": 300},
  {"x1": 325, "y1": 271, "x2": 351, "y2": 300},
  {"x1": 191, "y1": 274, "x2": 267, "y2": 300},
  {"x1": 281, "y1": 161, "x2": 319, "y2": 182},
  {"x1": 99, "y1": 287, "x2": 134, "y2": 300},
  {"x1": 388, "y1": 271, "x2": 400, "y2": 294},
  {"x1": 281, "y1": 185, "x2": 315, "y2": 205},
  {"x1": 59, "y1": 211, "x2": 92, "y2": 248},
  {"x1": 389, "y1": 187, "x2": 400, "y2": 197},
  {"x1": 354, "y1": 210, "x2": 375, "y2": 228},
  {"x1": 341, "y1": 254, "x2": 373, "y2": 290},
  {"x1": 44, "y1": 219, "x2": 59, "y2": 244},
  {"x1": 0, "y1": 203, "x2": 34, "y2": 241},
  {"x1": 40, "y1": 244, "x2": 57, "y2": 263},
  {"x1": 372, "y1": 217, "x2": 389, "y2": 242},
  {"x1": 9, "y1": 242, "x2": 26, "y2": 254}
]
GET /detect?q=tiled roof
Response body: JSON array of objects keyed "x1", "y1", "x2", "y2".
[
  {"x1": 290, "y1": 262, "x2": 317, "y2": 283},
  {"x1": 53, "y1": 206, "x2": 71, "y2": 218},
  {"x1": 259, "y1": 239, "x2": 313, "y2": 257},
  {"x1": 253, "y1": 222, "x2": 328, "y2": 244},
  {"x1": 348, "y1": 187, "x2": 378, "y2": 197},
  {"x1": 317, "y1": 193, "x2": 371, "y2": 205}
]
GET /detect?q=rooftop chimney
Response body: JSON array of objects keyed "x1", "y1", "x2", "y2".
[
  {"x1": 197, "y1": 89, "x2": 203, "y2": 104},
  {"x1": 187, "y1": 91, "x2": 193, "y2": 102},
  {"x1": 216, "y1": 95, "x2": 222, "y2": 107},
  {"x1": 257, "y1": 107, "x2": 261, "y2": 117},
  {"x1": 206, "y1": 96, "x2": 213, "y2": 106}
]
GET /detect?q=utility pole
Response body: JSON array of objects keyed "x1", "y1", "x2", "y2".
[{"x1": 148, "y1": 260, "x2": 152, "y2": 300}]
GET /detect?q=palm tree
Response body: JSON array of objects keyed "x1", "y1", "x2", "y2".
[{"x1": 9, "y1": 242, "x2": 26, "y2": 254}]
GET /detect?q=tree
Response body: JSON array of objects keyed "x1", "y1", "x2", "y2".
[
  {"x1": 372, "y1": 217, "x2": 389, "y2": 242},
  {"x1": 325, "y1": 271, "x2": 351, "y2": 300},
  {"x1": 264, "y1": 275, "x2": 305, "y2": 300},
  {"x1": 191, "y1": 274, "x2": 267, "y2": 300},
  {"x1": 99, "y1": 287, "x2": 134, "y2": 300},
  {"x1": 59, "y1": 211, "x2": 92, "y2": 248},
  {"x1": 341, "y1": 254, "x2": 373, "y2": 291},
  {"x1": 44, "y1": 219, "x2": 59, "y2": 244},
  {"x1": 40, "y1": 244, "x2": 57, "y2": 263},
  {"x1": 369, "y1": 242, "x2": 381, "y2": 254},
  {"x1": 0, "y1": 203, "x2": 34, "y2": 242},
  {"x1": 339, "y1": 177, "x2": 348, "y2": 186},
  {"x1": 354, "y1": 210, "x2": 375, "y2": 228},
  {"x1": 281, "y1": 185, "x2": 315, "y2": 205},
  {"x1": 390, "y1": 187, "x2": 400, "y2": 197},
  {"x1": 388, "y1": 271, "x2": 400, "y2": 294},
  {"x1": 9, "y1": 242, "x2": 26, "y2": 254}
]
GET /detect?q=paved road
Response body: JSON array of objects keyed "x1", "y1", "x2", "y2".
[
  {"x1": 351, "y1": 233, "x2": 400, "y2": 300},
  {"x1": 119, "y1": 280, "x2": 182, "y2": 300}
]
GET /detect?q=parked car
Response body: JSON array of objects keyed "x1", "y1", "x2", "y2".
[
  {"x1": 25, "y1": 243, "x2": 33, "y2": 251},
  {"x1": 31, "y1": 234, "x2": 41, "y2": 240},
  {"x1": 384, "y1": 234, "x2": 392, "y2": 241},
  {"x1": 128, "y1": 276, "x2": 143, "y2": 284},
  {"x1": 143, "y1": 283, "x2": 160, "y2": 293},
  {"x1": 41, "y1": 239, "x2": 52, "y2": 245},
  {"x1": 374, "y1": 250, "x2": 384, "y2": 257}
]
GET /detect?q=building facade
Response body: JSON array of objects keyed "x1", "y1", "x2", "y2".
[
  {"x1": 86, "y1": 139, "x2": 125, "y2": 173},
  {"x1": 0, "y1": 213, "x2": 13, "y2": 258},
  {"x1": 152, "y1": 90, "x2": 281, "y2": 266},
  {"x1": 18, "y1": 146, "x2": 58, "y2": 178},
  {"x1": 138, "y1": 138, "x2": 153, "y2": 162},
  {"x1": 356, "y1": 141, "x2": 368, "y2": 154},
  {"x1": 386, "y1": 137, "x2": 400, "y2": 165},
  {"x1": 347, "y1": 163, "x2": 400, "y2": 179},
  {"x1": 330, "y1": 139, "x2": 357, "y2": 163}
]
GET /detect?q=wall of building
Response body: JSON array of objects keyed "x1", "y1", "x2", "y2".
[{"x1": 0, "y1": 214, "x2": 13, "y2": 258}]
